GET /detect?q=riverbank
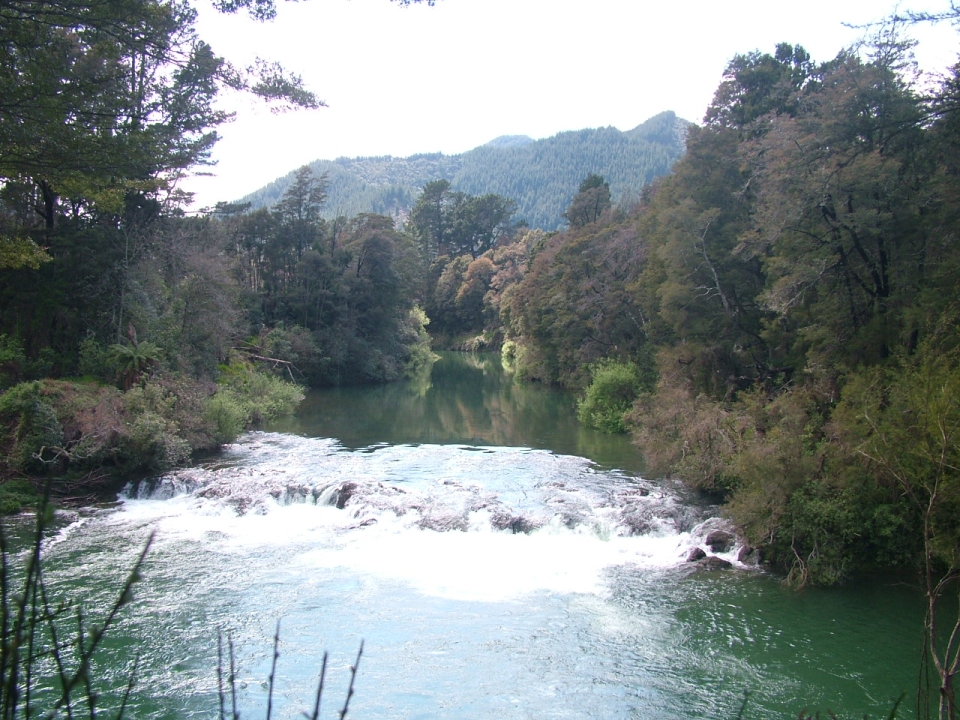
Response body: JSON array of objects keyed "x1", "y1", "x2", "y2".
[{"x1": 0, "y1": 363, "x2": 304, "y2": 512}]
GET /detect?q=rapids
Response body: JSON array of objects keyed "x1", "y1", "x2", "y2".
[{"x1": 28, "y1": 353, "x2": 923, "y2": 719}]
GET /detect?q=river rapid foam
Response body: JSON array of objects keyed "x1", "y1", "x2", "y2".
[
  {"x1": 31, "y1": 431, "x2": 923, "y2": 720},
  {"x1": 117, "y1": 432, "x2": 737, "y2": 603}
]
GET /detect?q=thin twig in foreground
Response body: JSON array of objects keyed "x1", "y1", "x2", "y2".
[
  {"x1": 338, "y1": 641, "x2": 363, "y2": 720},
  {"x1": 304, "y1": 652, "x2": 327, "y2": 720},
  {"x1": 266, "y1": 621, "x2": 280, "y2": 720}
]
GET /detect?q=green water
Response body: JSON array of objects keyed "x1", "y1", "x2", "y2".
[
  {"x1": 21, "y1": 352, "x2": 930, "y2": 719},
  {"x1": 272, "y1": 351, "x2": 645, "y2": 473}
]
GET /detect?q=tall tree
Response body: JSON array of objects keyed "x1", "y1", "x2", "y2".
[
  {"x1": 704, "y1": 42, "x2": 817, "y2": 130},
  {"x1": 274, "y1": 165, "x2": 328, "y2": 261},
  {"x1": 408, "y1": 179, "x2": 453, "y2": 258},
  {"x1": 564, "y1": 174, "x2": 611, "y2": 228},
  {"x1": 447, "y1": 193, "x2": 517, "y2": 258}
]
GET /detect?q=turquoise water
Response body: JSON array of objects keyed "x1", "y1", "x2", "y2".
[{"x1": 22, "y1": 353, "x2": 925, "y2": 718}]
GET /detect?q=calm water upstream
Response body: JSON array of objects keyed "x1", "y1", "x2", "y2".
[{"x1": 26, "y1": 352, "x2": 923, "y2": 718}]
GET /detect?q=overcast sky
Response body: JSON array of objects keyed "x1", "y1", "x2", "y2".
[{"x1": 181, "y1": 0, "x2": 960, "y2": 209}]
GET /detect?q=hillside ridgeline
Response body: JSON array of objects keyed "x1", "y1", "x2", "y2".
[{"x1": 240, "y1": 111, "x2": 689, "y2": 230}]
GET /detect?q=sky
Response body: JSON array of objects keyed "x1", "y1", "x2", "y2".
[{"x1": 181, "y1": 0, "x2": 960, "y2": 210}]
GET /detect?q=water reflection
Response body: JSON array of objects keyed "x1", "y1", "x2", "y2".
[{"x1": 271, "y1": 351, "x2": 646, "y2": 473}]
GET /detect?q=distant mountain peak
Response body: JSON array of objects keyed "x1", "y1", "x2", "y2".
[
  {"x1": 483, "y1": 135, "x2": 534, "y2": 149},
  {"x1": 240, "y1": 113, "x2": 690, "y2": 230}
]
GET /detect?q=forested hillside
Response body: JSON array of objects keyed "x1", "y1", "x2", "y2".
[
  {"x1": 0, "y1": 0, "x2": 432, "y2": 505},
  {"x1": 240, "y1": 111, "x2": 689, "y2": 229},
  {"x1": 495, "y1": 38, "x2": 960, "y2": 607},
  {"x1": 404, "y1": 35, "x2": 960, "y2": 704}
]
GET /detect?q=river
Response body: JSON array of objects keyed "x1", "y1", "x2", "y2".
[{"x1": 26, "y1": 352, "x2": 923, "y2": 718}]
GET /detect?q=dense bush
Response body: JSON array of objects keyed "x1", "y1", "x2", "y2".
[
  {"x1": 0, "y1": 367, "x2": 304, "y2": 509},
  {"x1": 214, "y1": 359, "x2": 305, "y2": 429},
  {"x1": 0, "y1": 381, "x2": 63, "y2": 473},
  {"x1": 578, "y1": 361, "x2": 646, "y2": 433}
]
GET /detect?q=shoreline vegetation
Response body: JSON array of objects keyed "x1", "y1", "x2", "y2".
[
  {"x1": 0, "y1": 355, "x2": 306, "y2": 511},
  {"x1": 2, "y1": 0, "x2": 960, "y2": 713},
  {"x1": 1, "y1": 11, "x2": 957, "y2": 591}
]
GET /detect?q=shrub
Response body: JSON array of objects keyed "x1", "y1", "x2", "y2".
[
  {"x1": 0, "y1": 382, "x2": 64, "y2": 473},
  {"x1": 123, "y1": 410, "x2": 191, "y2": 471},
  {"x1": 578, "y1": 360, "x2": 645, "y2": 433},
  {"x1": 0, "y1": 335, "x2": 25, "y2": 390},
  {"x1": 402, "y1": 306, "x2": 438, "y2": 378},
  {"x1": 77, "y1": 336, "x2": 111, "y2": 381},
  {"x1": 258, "y1": 325, "x2": 325, "y2": 383},
  {"x1": 203, "y1": 391, "x2": 247, "y2": 445},
  {"x1": 0, "y1": 478, "x2": 37, "y2": 514},
  {"x1": 214, "y1": 358, "x2": 305, "y2": 428},
  {"x1": 108, "y1": 341, "x2": 162, "y2": 390}
]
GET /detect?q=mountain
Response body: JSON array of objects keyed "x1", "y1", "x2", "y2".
[{"x1": 240, "y1": 111, "x2": 691, "y2": 231}]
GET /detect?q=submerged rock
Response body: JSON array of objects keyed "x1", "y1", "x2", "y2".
[
  {"x1": 491, "y1": 511, "x2": 540, "y2": 534},
  {"x1": 621, "y1": 512, "x2": 654, "y2": 536},
  {"x1": 418, "y1": 513, "x2": 469, "y2": 532},
  {"x1": 696, "y1": 556, "x2": 732, "y2": 571},
  {"x1": 334, "y1": 481, "x2": 357, "y2": 509}
]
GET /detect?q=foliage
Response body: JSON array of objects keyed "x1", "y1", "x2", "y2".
[
  {"x1": 501, "y1": 29, "x2": 960, "y2": 595},
  {"x1": 408, "y1": 184, "x2": 517, "y2": 260},
  {"x1": 108, "y1": 342, "x2": 162, "y2": 391},
  {"x1": 564, "y1": 174, "x2": 612, "y2": 229},
  {"x1": 0, "y1": 235, "x2": 50, "y2": 270},
  {"x1": 0, "y1": 336, "x2": 26, "y2": 390},
  {"x1": 0, "y1": 0, "x2": 321, "y2": 232},
  {"x1": 0, "y1": 369, "x2": 302, "y2": 501},
  {"x1": 203, "y1": 391, "x2": 249, "y2": 446},
  {"x1": 215, "y1": 359, "x2": 305, "y2": 429},
  {"x1": 77, "y1": 337, "x2": 110, "y2": 382},
  {"x1": 242, "y1": 112, "x2": 689, "y2": 231},
  {"x1": 577, "y1": 360, "x2": 648, "y2": 433},
  {"x1": 0, "y1": 382, "x2": 64, "y2": 474},
  {"x1": 505, "y1": 211, "x2": 650, "y2": 386},
  {"x1": 838, "y1": 346, "x2": 960, "y2": 718},
  {"x1": 401, "y1": 306, "x2": 438, "y2": 378},
  {"x1": 118, "y1": 381, "x2": 192, "y2": 470}
]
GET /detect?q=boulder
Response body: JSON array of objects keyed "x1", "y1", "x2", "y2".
[
  {"x1": 334, "y1": 481, "x2": 357, "y2": 509},
  {"x1": 705, "y1": 530, "x2": 735, "y2": 553},
  {"x1": 621, "y1": 512, "x2": 653, "y2": 536},
  {"x1": 737, "y1": 545, "x2": 759, "y2": 565},
  {"x1": 491, "y1": 512, "x2": 539, "y2": 534},
  {"x1": 686, "y1": 547, "x2": 707, "y2": 562},
  {"x1": 697, "y1": 556, "x2": 732, "y2": 571}
]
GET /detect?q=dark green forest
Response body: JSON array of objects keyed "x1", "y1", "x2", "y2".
[
  {"x1": 3, "y1": 0, "x2": 960, "y2": 706},
  {"x1": 501, "y1": 36, "x2": 960, "y2": 589},
  {"x1": 239, "y1": 111, "x2": 689, "y2": 230},
  {"x1": 3, "y1": 0, "x2": 960, "y2": 712}
]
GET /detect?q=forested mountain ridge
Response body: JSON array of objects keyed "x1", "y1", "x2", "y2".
[{"x1": 240, "y1": 111, "x2": 689, "y2": 229}]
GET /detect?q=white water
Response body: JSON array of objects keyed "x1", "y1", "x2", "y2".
[
  {"x1": 32, "y1": 429, "x2": 928, "y2": 719},
  {"x1": 36, "y1": 432, "x2": 755, "y2": 719},
  {"x1": 117, "y1": 433, "x2": 732, "y2": 602}
]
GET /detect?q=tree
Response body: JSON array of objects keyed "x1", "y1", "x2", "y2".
[
  {"x1": 848, "y1": 350, "x2": 960, "y2": 720},
  {"x1": 447, "y1": 193, "x2": 517, "y2": 258},
  {"x1": 409, "y1": 182, "x2": 517, "y2": 260},
  {"x1": 704, "y1": 43, "x2": 817, "y2": 130},
  {"x1": 563, "y1": 174, "x2": 611, "y2": 228},
  {"x1": 274, "y1": 165, "x2": 328, "y2": 262},
  {"x1": 0, "y1": 0, "x2": 324, "y2": 240},
  {"x1": 742, "y1": 49, "x2": 925, "y2": 369},
  {"x1": 214, "y1": 0, "x2": 436, "y2": 20},
  {"x1": 407, "y1": 179, "x2": 453, "y2": 258}
]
